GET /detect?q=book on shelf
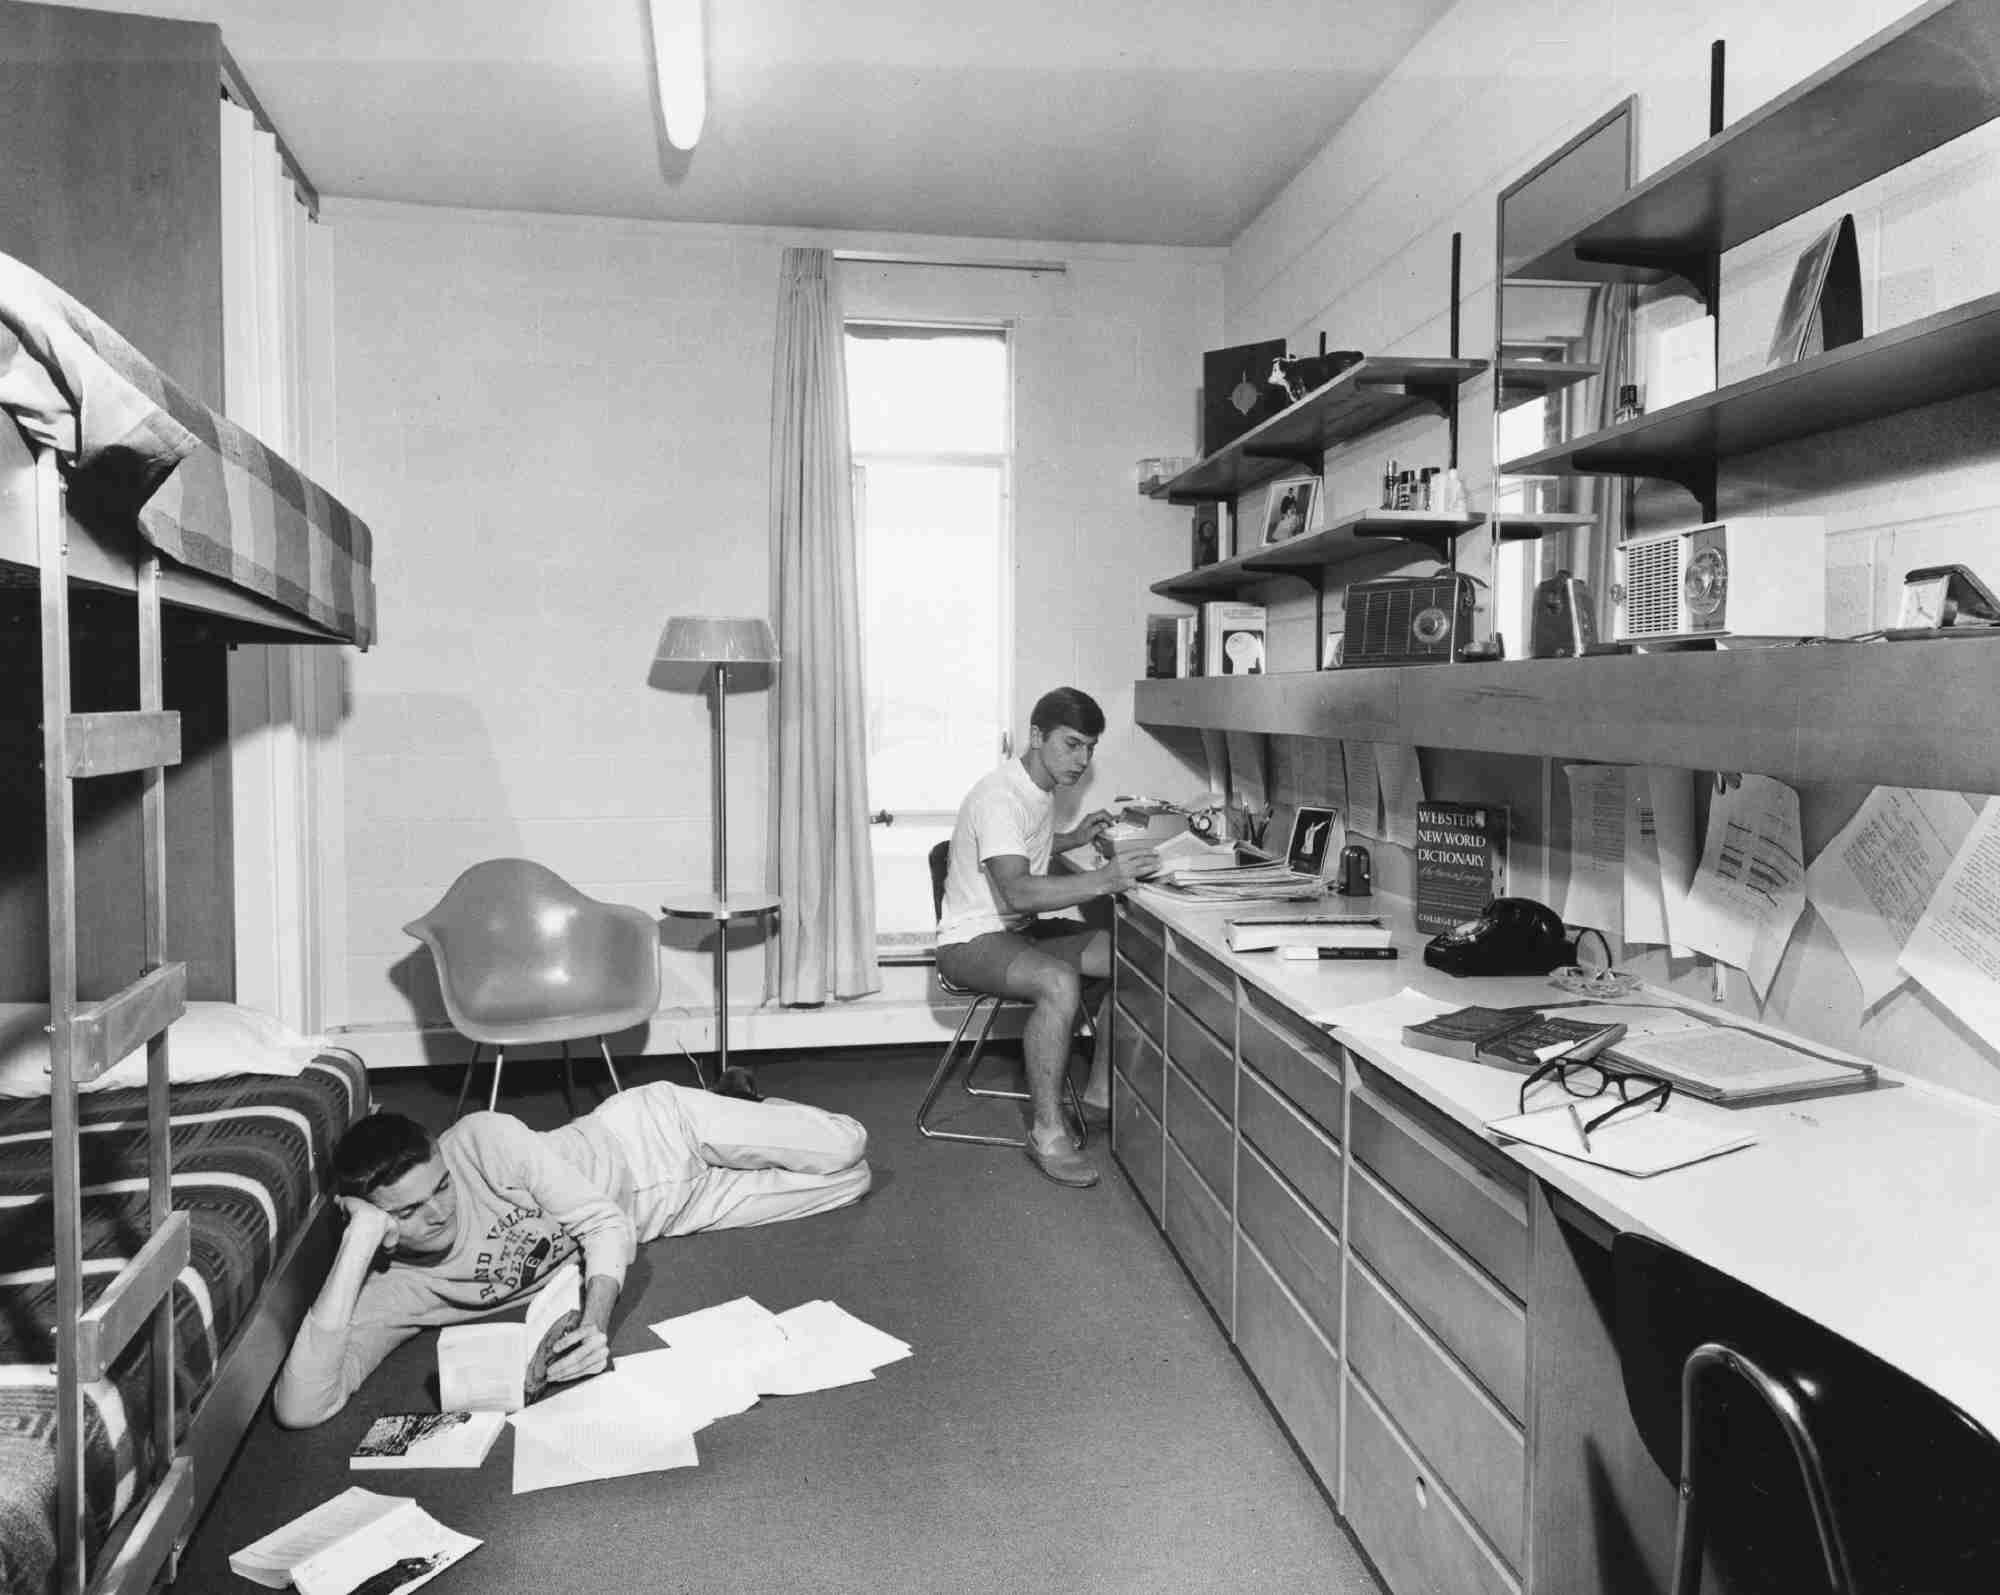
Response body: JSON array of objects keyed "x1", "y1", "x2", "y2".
[
  {"x1": 1414, "y1": 801, "x2": 1508, "y2": 935},
  {"x1": 1200, "y1": 601, "x2": 1267, "y2": 677},
  {"x1": 1400, "y1": 1005, "x2": 1546, "y2": 1062},
  {"x1": 349, "y1": 1410, "x2": 507, "y2": 1471},
  {"x1": 1145, "y1": 613, "x2": 1182, "y2": 679},
  {"x1": 230, "y1": 1487, "x2": 480, "y2": 1594},
  {"x1": 1227, "y1": 914, "x2": 1392, "y2": 954},
  {"x1": 1604, "y1": 1025, "x2": 1876, "y2": 1105},
  {"x1": 436, "y1": 1261, "x2": 582, "y2": 1414}
]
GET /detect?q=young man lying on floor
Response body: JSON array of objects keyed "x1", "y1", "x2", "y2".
[{"x1": 273, "y1": 1081, "x2": 870, "y2": 1428}]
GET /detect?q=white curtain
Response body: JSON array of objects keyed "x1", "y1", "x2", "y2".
[{"x1": 766, "y1": 249, "x2": 881, "y2": 1004}]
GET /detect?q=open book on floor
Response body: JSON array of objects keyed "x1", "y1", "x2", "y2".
[
  {"x1": 437, "y1": 1261, "x2": 583, "y2": 1413},
  {"x1": 230, "y1": 1487, "x2": 479, "y2": 1594}
]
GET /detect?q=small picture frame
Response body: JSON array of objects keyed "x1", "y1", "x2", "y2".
[
  {"x1": 1260, "y1": 475, "x2": 1319, "y2": 545},
  {"x1": 1767, "y1": 213, "x2": 1861, "y2": 368},
  {"x1": 1190, "y1": 503, "x2": 1223, "y2": 568},
  {"x1": 1286, "y1": 805, "x2": 1339, "y2": 876}
]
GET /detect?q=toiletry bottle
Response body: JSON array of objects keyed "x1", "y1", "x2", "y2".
[{"x1": 1382, "y1": 458, "x2": 1398, "y2": 510}]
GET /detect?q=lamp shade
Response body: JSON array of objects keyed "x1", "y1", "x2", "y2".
[{"x1": 653, "y1": 615, "x2": 780, "y2": 665}]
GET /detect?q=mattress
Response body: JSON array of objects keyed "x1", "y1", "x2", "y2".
[{"x1": 0, "y1": 1051, "x2": 368, "y2": 1589}]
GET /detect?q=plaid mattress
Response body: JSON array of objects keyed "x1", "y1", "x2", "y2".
[
  {"x1": 0, "y1": 250, "x2": 376, "y2": 647},
  {"x1": 0, "y1": 1052, "x2": 369, "y2": 1591}
]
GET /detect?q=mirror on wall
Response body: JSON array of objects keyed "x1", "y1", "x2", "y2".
[{"x1": 1491, "y1": 99, "x2": 1637, "y2": 650}]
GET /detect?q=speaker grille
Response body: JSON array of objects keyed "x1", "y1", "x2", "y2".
[{"x1": 1623, "y1": 537, "x2": 1683, "y2": 637}]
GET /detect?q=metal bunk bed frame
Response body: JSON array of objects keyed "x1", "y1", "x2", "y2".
[{"x1": 35, "y1": 443, "x2": 194, "y2": 1595}]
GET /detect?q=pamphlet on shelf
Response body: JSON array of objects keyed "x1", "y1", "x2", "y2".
[
  {"x1": 436, "y1": 1261, "x2": 582, "y2": 1413},
  {"x1": 350, "y1": 1410, "x2": 506, "y2": 1470},
  {"x1": 230, "y1": 1488, "x2": 479, "y2": 1594}
]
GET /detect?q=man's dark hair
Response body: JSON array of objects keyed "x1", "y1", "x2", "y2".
[
  {"x1": 333, "y1": 1112, "x2": 436, "y2": 1198},
  {"x1": 1029, "y1": 687, "x2": 1105, "y2": 739}
]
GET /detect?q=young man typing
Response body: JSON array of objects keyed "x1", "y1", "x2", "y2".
[
  {"x1": 934, "y1": 687, "x2": 1159, "y2": 1188},
  {"x1": 275, "y1": 1081, "x2": 869, "y2": 1427}
]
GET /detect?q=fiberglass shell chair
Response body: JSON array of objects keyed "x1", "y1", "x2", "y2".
[
  {"x1": 916, "y1": 839, "x2": 1087, "y2": 1147},
  {"x1": 404, "y1": 858, "x2": 660, "y2": 1117},
  {"x1": 1612, "y1": 1231, "x2": 2000, "y2": 1594}
]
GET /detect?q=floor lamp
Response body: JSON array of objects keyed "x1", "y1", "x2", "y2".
[{"x1": 653, "y1": 615, "x2": 781, "y2": 1098}]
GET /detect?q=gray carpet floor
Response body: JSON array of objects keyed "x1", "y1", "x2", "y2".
[{"x1": 174, "y1": 1047, "x2": 1386, "y2": 1593}]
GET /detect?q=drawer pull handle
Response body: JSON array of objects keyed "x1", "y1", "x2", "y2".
[{"x1": 1413, "y1": 1474, "x2": 1429, "y2": 1510}]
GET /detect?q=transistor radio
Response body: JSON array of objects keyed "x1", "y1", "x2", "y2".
[
  {"x1": 1339, "y1": 573, "x2": 1476, "y2": 666},
  {"x1": 1613, "y1": 518, "x2": 1825, "y2": 643}
]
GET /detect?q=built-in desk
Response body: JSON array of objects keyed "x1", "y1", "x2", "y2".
[{"x1": 1109, "y1": 887, "x2": 2000, "y2": 1595}]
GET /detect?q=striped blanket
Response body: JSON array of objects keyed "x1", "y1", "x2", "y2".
[
  {"x1": 0, "y1": 250, "x2": 376, "y2": 647},
  {"x1": 0, "y1": 1052, "x2": 368, "y2": 1591}
]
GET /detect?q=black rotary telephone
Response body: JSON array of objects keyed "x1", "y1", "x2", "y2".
[{"x1": 1423, "y1": 897, "x2": 1572, "y2": 977}]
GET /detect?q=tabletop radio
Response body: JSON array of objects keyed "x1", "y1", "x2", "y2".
[
  {"x1": 1339, "y1": 572, "x2": 1476, "y2": 666},
  {"x1": 1613, "y1": 517, "x2": 1825, "y2": 643}
]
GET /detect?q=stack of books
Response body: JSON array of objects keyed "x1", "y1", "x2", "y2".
[{"x1": 1226, "y1": 913, "x2": 1393, "y2": 956}]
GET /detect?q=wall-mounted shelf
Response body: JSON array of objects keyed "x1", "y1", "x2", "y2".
[
  {"x1": 1494, "y1": 359, "x2": 1602, "y2": 413},
  {"x1": 1489, "y1": 510, "x2": 1599, "y2": 542},
  {"x1": 1134, "y1": 638, "x2": 2000, "y2": 794},
  {"x1": 1498, "y1": 289, "x2": 2000, "y2": 505},
  {"x1": 1153, "y1": 356, "x2": 1487, "y2": 505},
  {"x1": 1151, "y1": 510, "x2": 1486, "y2": 600},
  {"x1": 1508, "y1": 0, "x2": 2000, "y2": 291}
]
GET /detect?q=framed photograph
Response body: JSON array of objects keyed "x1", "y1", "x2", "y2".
[
  {"x1": 1260, "y1": 476, "x2": 1319, "y2": 545},
  {"x1": 1190, "y1": 503, "x2": 1223, "y2": 568},
  {"x1": 1766, "y1": 213, "x2": 1861, "y2": 368},
  {"x1": 1286, "y1": 806, "x2": 1339, "y2": 876}
]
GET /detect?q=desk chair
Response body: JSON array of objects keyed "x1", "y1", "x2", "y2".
[
  {"x1": 1612, "y1": 1232, "x2": 2000, "y2": 1594},
  {"x1": 404, "y1": 858, "x2": 660, "y2": 1117},
  {"x1": 916, "y1": 839, "x2": 1088, "y2": 1147}
]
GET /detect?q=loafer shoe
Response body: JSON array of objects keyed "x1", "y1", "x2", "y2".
[{"x1": 1025, "y1": 1138, "x2": 1100, "y2": 1188}]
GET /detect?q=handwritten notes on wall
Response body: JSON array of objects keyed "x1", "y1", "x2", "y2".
[{"x1": 1898, "y1": 797, "x2": 2000, "y2": 1052}]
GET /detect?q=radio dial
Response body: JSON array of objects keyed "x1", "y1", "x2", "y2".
[
  {"x1": 1411, "y1": 605, "x2": 1452, "y2": 645},
  {"x1": 1683, "y1": 547, "x2": 1729, "y2": 618}
]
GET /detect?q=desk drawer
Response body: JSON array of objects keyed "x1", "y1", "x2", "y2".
[
  {"x1": 1165, "y1": 994, "x2": 1233, "y2": 1117},
  {"x1": 1350, "y1": 1083, "x2": 1528, "y2": 1301},
  {"x1": 1237, "y1": 1141, "x2": 1340, "y2": 1348},
  {"x1": 1348, "y1": 1259, "x2": 1524, "y2": 1569},
  {"x1": 1164, "y1": 1140, "x2": 1232, "y2": 1326},
  {"x1": 1117, "y1": 908, "x2": 1166, "y2": 992},
  {"x1": 1239, "y1": 1069, "x2": 1342, "y2": 1229},
  {"x1": 1349, "y1": 1163, "x2": 1525, "y2": 1422},
  {"x1": 1236, "y1": 1236, "x2": 1340, "y2": 1498},
  {"x1": 1114, "y1": 962, "x2": 1164, "y2": 1050},
  {"x1": 1165, "y1": 1061, "x2": 1233, "y2": 1203},
  {"x1": 1167, "y1": 940, "x2": 1235, "y2": 1050},
  {"x1": 1112, "y1": 1069, "x2": 1163, "y2": 1223},
  {"x1": 1111, "y1": 1007, "x2": 1164, "y2": 1121},
  {"x1": 1344, "y1": 1376, "x2": 1518, "y2": 1595},
  {"x1": 1241, "y1": 988, "x2": 1342, "y2": 1141}
]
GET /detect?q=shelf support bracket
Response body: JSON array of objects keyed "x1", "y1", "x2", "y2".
[
  {"x1": 1646, "y1": 458, "x2": 1719, "y2": 521},
  {"x1": 1241, "y1": 444, "x2": 1323, "y2": 474},
  {"x1": 1354, "y1": 378, "x2": 1455, "y2": 420}
]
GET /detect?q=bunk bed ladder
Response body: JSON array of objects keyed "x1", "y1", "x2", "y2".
[{"x1": 35, "y1": 447, "x2": 195, "y2": 1595}]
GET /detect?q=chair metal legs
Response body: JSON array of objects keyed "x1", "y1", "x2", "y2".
[
  {"x1": 1672, "y1": 1341, "x2": 1857, "y2": 1595},
  {"x1": 454, "y1": 1036, "x2": 628, "y2": 1119},
  {"x1": 916, "y1": 993, "x2": 1089, "y2": 1148}
]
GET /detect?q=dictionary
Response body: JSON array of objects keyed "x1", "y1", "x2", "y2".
[{"x1": 1414, "y1": 800, "x2": 1508, "y2": 935}]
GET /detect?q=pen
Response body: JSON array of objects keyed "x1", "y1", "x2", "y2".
[
  {"x1": 1278, "y1": 946, "x2": 1399, "y2": 961},
  {"x1": 1566, "y1": 1103, "x2": 1592, "y2": 1153}
]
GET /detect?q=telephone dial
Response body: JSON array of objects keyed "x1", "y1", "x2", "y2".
[{"x1": 1423, "y1": 897, "x2": 1572, "y2": 978}]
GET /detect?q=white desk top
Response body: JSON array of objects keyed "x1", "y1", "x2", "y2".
[{"x1": 1126, "y1": 886, "x2": 2000, "y2": 1436}]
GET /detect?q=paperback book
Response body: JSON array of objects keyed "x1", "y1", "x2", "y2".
[
  {"x1": 436, "y1": 1262, "x2": 581, "y2": 1413},
  {"x1": 1227, "y1": 914, "x2": 1391, "y2": 954},
  {"x1": 350, "y1": 1410, "x2": 507, "y2": 1471},
  {"x1": 1400, "y1": 1005, "x2": 1545, "y2": 1062},
  {"x1": 1200, "y1": 601, "x2": 1267, "y2": 677},
  {"x1": 1414, "y1": 801, "x2": 1509, "y2": 934}
]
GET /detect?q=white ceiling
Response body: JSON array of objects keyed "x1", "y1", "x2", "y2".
[{"x1": 37, "y1": 0, "x2": 1453, "y2": 247}]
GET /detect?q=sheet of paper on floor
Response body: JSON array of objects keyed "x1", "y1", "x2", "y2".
[
  {"x1": 610, "y1": 1346, "x2": 760, "y2": 1429},
  {"x1": 1673, "y1": 774, "x2": 1806, "y2": 999},
  {"x1": 1899, "y1": 796, "x2": 2000, "y2": 1053},
  {"x1": 510, "y1": 1412, "x2": 699, "y2": 1495},
  {"x1": 1805, "y1": 786, "x2": 1979, "y2": 1008},
  {"x1": 1563, "y1": 764, "x2": 1625, "y2": 935},
  {"x1": 651, "y1": 1295, "x2": 911, "y2": 1397},
  {"x1": 775, "y1": 1300, "x2": 912, "y2": 1373},
  {"x1": 1377, "y1": 744, "x2": 1425, "y2": 850},
  {"x1": 1342, "y1": 741, "x2": 1381, "y2": 838}
]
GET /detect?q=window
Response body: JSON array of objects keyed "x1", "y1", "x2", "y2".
[{"x1": 845, "y1": 322, "x2": 1012, "y2": 958}]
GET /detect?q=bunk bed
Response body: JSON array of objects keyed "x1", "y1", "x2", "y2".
[{"x1": 0, "y1": 249, "x2": 378, "y2": 1593}]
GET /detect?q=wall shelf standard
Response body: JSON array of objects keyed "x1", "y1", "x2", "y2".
[
  {"x1": 1153, "y1": 356, "x2": 1488, "y2": 505},
  {"x1": 1133, "y1": 638, "x2": 2000, "y2": 794},
  {"x1": 1151, "y1": 510, "x2": 1486, "y2": 601}
]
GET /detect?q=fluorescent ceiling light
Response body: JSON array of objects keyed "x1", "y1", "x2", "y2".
[{"x1": 649, "y1": 0, "x2": 708, "y2": 151}]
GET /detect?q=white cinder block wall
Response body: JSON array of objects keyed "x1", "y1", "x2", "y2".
[
  {"x1": 1208, "y1": 0, "x2": 2000, "y2": 1102},
  {"x1": 318, "y1": 202, "x2": 1220, "y2": 1064}
]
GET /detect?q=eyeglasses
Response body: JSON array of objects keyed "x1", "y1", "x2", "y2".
[{"x1": 1518, "y1": 1058, "x2": 1672, "y2": 1136}]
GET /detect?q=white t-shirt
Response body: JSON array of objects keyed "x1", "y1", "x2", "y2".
[{"x1": 936, "y1": 759, "x2": 1054, "y2": 946}]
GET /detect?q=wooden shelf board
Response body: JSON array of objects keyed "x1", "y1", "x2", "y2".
[
  {"x1": 1155, "y1": 356, "x2": 1487, "y2": 504},
  {"x1": 1498, "y1": 290, "x2": 2000, "y2": 482},
  {"x1": 1151, "y1": 511, "x2": 1483, "y2": 599},
  {"x1": 1134, "y1": 640, "x2": 2000, "y2": 793},
  {"x1": 1489, "y1": 511, "x2": 1598, "y2": 541},
  {"x1": 1509, "y1": 0, "x2": 2000, "y2": 282},
  {"x1": 1495, "y1": 360, "x2": 1602, "y2": 413}
]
